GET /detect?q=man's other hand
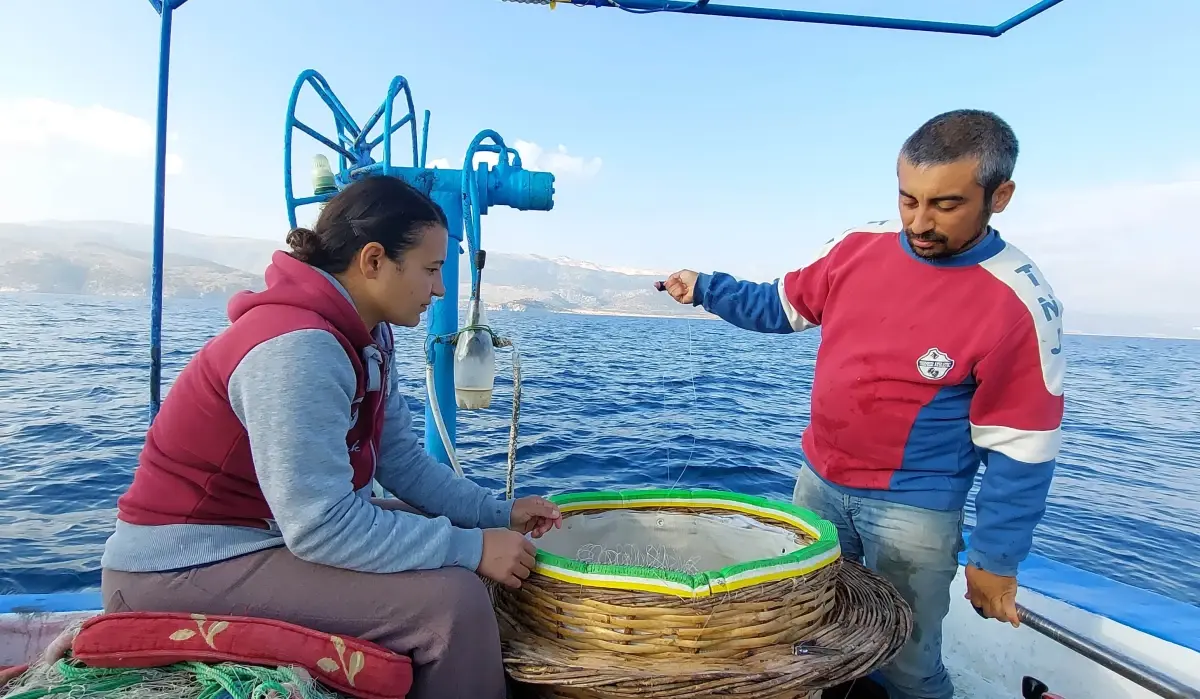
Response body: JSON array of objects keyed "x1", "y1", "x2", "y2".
[
  {"x1": 664, "y1": 270, "x2": 699, "y2": 304},
  {"x1": 965, "y1": 565, "x2": 1020, "y2": 627}
]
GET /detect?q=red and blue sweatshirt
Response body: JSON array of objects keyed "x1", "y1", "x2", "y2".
[{"x1": 693, "y1": 220, "x2": 1065, "y2": 577}]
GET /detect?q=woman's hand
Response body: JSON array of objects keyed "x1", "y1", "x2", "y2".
[
  {"x1": 509, "y1": 496, "x2": 563, "y2": 538},
  {"x1": 478, "y1": 529, "x2": 538, "y2": 589}
]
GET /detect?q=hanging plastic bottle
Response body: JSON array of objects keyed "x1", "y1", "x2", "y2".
[
  {"x1": 454, "y1": 298, "x2": 496, "y2": 409},
  {"x1": 309, "y1": 154, "x2": 338, "y2": 225},
  {"x1": 311, "y1": 154, "x2": 337, "y2": 196}
]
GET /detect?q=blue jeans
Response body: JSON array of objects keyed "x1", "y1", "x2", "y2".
[{"x1": 792, "y1": 466, "x2": 963, "y2": 699}]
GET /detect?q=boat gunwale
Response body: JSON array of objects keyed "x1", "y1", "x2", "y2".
[{"x1": 3, "y1": 548, "x2": 1197, "y2": 656}]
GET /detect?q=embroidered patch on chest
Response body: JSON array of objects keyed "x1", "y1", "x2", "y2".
[{"x1": 916, "y1": 348, "x2": 955, "y2": 380}]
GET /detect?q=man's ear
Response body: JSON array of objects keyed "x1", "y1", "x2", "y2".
[{"x1": 990, "y1": 180, "x2": 1016, "y2": 214}]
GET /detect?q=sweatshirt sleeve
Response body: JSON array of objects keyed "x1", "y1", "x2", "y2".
[
  {"x1": 227, "y1": 329, "x2": 486, "y2": 573},
  {"x1": 691, "y1": 228, "x2": 850, "y2": 333},
  {"x1": 373, "y1": 357, "x2": 514, "y2": 530},
  {"x1": 967, "y1": 310, "x2": 1065, "y2": 577}
]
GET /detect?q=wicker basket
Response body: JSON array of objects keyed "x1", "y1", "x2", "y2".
[
  {"x1": 529, "y1": 689, "x2": 822, "y2": 699},
  {"x1": 494, "y1": 489, "x2": 911, "y2": 699},
  {"x1": 499, "y1": 561, "x2": 910, "y2": 699},
  {"x1": 507, "y1": 569, "x2": 838, "y2": 659},
  {"x1": 496, "y1": 489, "x2": 841, "y2": 660}
]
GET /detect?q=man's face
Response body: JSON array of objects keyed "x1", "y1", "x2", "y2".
[{"x1": 896, "y1": 157, "x2": 1015, "y2": 259}]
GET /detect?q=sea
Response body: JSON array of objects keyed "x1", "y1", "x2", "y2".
[{"x1": 1, "y1": 292, "x2": 1198, "y2": 608}]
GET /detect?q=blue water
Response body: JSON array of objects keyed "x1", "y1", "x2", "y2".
[{"x1": 2, "y1": 293, "x2": 1199, "y2": 608}]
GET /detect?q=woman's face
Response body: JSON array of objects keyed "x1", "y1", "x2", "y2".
[{"x1": 358, "y1": 223, "x2": 448, "y2": 328}]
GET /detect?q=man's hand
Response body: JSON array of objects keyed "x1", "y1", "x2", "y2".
[
  {"x1": 662, "y1": 270, "x2": 700, "y2": 305},
  {"x1": 478, "y1": 529, "x2": 538, "y2": 589},
  {"x1": 965, "y1": 565, "x2": 1020, "y2": 627},
  {"x1": 509, "y1": 495, "x2": 562, "y2": 538}
]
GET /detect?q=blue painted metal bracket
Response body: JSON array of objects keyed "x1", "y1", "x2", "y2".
[
  {"x1": 506, "y1": 0, "x2": 1066, "y2": 37},
  {"x1": 282, "y1": 72, "x2": 555, "y2": 466},
  {"x1": 458, "y1": 129, "x2": 554, "y2": 295},
  {"x1": 147, "y1": 0, "x2": 189, "y2": 15}
]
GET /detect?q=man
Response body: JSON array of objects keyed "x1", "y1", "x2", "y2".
[{"x1": 662, "y1": 109, "x2": 1064, "y2": 699}]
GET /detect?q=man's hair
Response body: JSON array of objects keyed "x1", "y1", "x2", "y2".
[{"x1": 899, "y1": 109, "x2": 1019, "y2": 197}]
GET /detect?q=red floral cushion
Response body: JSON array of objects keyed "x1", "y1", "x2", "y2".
[{"x1": 71, "y1": 612, "x2": 412, "y2": 699}]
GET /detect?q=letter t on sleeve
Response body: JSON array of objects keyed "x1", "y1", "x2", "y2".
[{"x1": 967, "y1": 309, "x2": 1065, "y2": 577}]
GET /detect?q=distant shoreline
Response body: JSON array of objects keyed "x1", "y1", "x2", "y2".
[
  {"x1": 1064, "y1": 330, "x2": 1200, "y2": 342},
  {"x1": 556, "y1": 308, "x2": 717, "y2": 321},
  {"x1": 2, "y1": 290, "x2": 1197, "y2": 340},
  {"x1": 547, "y1": 313, "x2": 1199, "y2": 340}
]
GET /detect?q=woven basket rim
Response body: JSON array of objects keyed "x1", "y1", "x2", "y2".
[{"x1": 535, "y1": 488, "x2": 841, "y2": 598}]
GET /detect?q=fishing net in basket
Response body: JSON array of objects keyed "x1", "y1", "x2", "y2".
[{"x1": 494, "y1": 489, "x2": 912, "y2": 699}]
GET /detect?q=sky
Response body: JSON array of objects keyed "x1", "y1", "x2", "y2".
[{"x1": 0, "y1": 0, "x2": 1197, "y2": 320}]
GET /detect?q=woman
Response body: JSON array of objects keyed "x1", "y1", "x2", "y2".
[{"x1": 100, "y1": 175, "x2": 561, "y2": 699}]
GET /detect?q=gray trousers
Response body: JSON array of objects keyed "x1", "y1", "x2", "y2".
[{"x1": 100, "y1": 500, "x2": 505, "y2": 699}]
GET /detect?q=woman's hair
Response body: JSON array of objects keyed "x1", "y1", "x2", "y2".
[{"x1": 286, "y1": 174, "x2": 448, "y2": 273}]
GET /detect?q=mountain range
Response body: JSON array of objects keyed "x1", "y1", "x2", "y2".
[
  {"x1": 0, "y1": 221, "x2": 708, "y2": 318},
  {"x1": 1, "y1": 221, "x2": 1198, "y2": 338}
]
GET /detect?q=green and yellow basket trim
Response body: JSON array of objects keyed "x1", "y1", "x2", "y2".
[{"x1": 534, "y1": 488, "x2": 842, "y2": 599}]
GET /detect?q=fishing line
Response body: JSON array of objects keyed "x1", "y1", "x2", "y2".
[
  {"x1": 665, "y1": 316, "x2": 699, "y2": 493},
  {"x1": 649, "y1": 279, "x2": 700, "y2": 493},
  {"x1": 659, "y1": 331, "x2": 672, "y2": 483},
  {"x1": 573, "y1": 291, "x2": 702, "y2": 574}
]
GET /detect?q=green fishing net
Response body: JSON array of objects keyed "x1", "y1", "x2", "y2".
[{"x1": 1, "y1": 658, "x2": 342, "y2": 699}]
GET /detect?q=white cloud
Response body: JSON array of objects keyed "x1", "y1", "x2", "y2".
[
  {"x1": 0, "y1": 97, "x2": 183, "y2": 175},
  {"x1": 426, "y1": 140, "x2": 601, "y2": 178},
  {"x1": 510, "y1": 140, "x2": 602, "y2": 177},
  {"x1": 998, "y1": 172, "x2": 1200, "y2": 318}
]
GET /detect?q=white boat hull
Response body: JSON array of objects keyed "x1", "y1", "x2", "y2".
[{"x1": 944, "y1": 569, "x2": 1199, "y2": 698}]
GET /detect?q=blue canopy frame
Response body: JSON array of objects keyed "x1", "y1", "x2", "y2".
[{"x1": 509, "y1": 0, "x2": 1065, "y2": 37}]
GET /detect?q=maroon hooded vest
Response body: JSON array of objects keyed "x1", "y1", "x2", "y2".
[{"x1": 116, "y1": 251, "x2": 390, "y2": 529}]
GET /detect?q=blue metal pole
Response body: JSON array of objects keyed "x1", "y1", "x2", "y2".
[
  {"x1": 419, "y1": 110, "x2": 431, "y2": 169},
  {"x1": 148, "y1": 0, "x2": 174, "y2": 422},
  {"x1": 996, "y1": 0, "x2": 1067, "y2": 34},
  {"x1": 425, "y1": 188, "x2": 463, "y2": 465}
]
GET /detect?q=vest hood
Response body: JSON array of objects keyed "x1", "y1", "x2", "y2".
[{"x1": 228, "y1": 251, "x2": 375, "y2": 351}]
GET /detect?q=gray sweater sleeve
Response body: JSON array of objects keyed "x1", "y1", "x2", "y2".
[
  {"x1": 373, "y1": 360, "x2": 514, "y2": 530},
  {"x1": 226, "y1": 329, "x2": 485, "y2": 573}
]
